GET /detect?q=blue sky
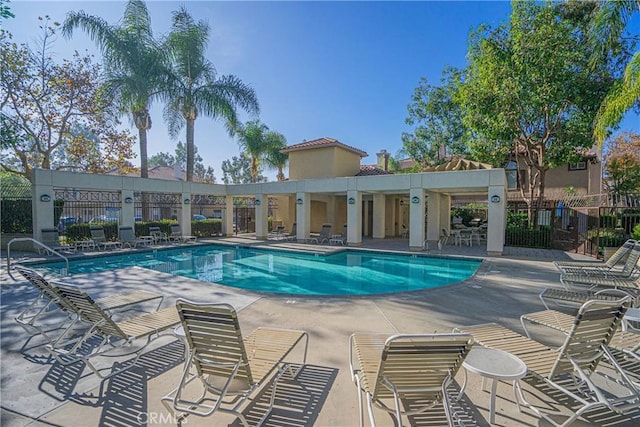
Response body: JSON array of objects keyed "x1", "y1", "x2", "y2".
[{"x1": 4, "y1": 1, "x2": 639, "y2": 181}]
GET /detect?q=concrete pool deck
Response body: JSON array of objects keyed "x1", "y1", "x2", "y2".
[{"x1": 1, "y1": 237, "x2": 638, "y2": 426}]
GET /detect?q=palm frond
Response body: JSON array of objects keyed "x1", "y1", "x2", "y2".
[{"x1": 595, "y1": 52, "x2": 640, "y2": 144}]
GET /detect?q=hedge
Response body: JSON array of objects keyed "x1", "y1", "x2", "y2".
[
  {"x1": 1, "y1": 199, "x2": 32, "y2": 233},
  {"x1": 64, "y1": 219, "x2": 222, "y2": 242}
]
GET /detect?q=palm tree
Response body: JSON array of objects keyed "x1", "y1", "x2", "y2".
[
  {"x1": 164, "y1": 7, "x2": 259, "y2": 182},
  {"x1": 591, "y1": 0, "x2": 640, "y2": 144},
  {"x1": 264, "y1": 132, "x2": 288, "y2": 181},
  {"x1": 236, "y1": 120, "x2": 285, "y2": 183},
  {"x1": 62, "y1": 0, "x2": 166, "y2": 178}
]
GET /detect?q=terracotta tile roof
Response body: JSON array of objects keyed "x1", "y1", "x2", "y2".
[
  {"x1": 282, "y1": 137, "x2": 368, "y2": 157},
  {"x1": 108, "y1": 166, "x2": 187, "y2": 181},
  {"x1": 356, "y1": 165, "x2": 392, "y2": 176}
]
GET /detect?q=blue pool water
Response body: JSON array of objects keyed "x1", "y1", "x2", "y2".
[{"x1": 33, "y1": 245, "x2": 481, "y2": 296}]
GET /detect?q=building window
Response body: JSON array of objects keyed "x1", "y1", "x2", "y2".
[
  {"x1": 568, "y1": 161, "x2": 586, "y2": 171},
  {"x1": 505, "y1": 161, "x2": 518, "y2": 189}
]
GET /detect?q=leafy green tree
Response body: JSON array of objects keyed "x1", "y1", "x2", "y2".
[
  {"x1": 221, "y1": 153, "x2": 263, "y2": 184},
  {"x1": 402, "y1": 68, "x2": 469, "y2": 167},
  {"x1": 263, "y1": 132, "x2": 288, "y2": 181},
  {"x1": 1, "y1": 21, "x2": 135, "y2": 180},
  {"x1": 458, "y1": 1, "x2": 619, "y2": 225},
  {"x1": 589, "y1": 0, "x2": 640, "y2": 144},
  {"x1": 163, "y1": 7, "x2": 259, "y2": 182},
  {"x1": 604, "y1": 132, "x2": 640, "y2": 204},
  {"x1": 63, "y1": 0, "x2": 167, "y2": 178},
  {"x1": 235, "y1": 120, "x2": 282, "y2": 182}
]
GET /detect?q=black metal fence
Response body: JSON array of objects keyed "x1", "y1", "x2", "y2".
[{"x1": 505, "y1": 205, "x2": 640, "y2": 258}]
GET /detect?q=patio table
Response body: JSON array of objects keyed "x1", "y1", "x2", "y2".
[{"x1": 458, "y1": 347, "x2": 529, "y2": 424}]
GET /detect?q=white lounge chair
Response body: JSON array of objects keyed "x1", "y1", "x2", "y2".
[
  {"x1": 169, "y1": 223, "x2": 197, "y2": 243},
  {"x1": 457, "y1": 297, "x2": 640, "y2": 427},
  {"x1": 118, "y1": 226, "x2": 148, "y2": 248},
  {"x1": 48, "y1": 283, "x2": 179, "y2": 379},
  {"x1": 349, "y1": 333, "x2": 474, "y2": 426},
  {"x1": 161, "y1": 300, "x2": 309, "y2": 426},
  {"x1": 90, "y1": 225, "x2": 122, "y2": 250}
]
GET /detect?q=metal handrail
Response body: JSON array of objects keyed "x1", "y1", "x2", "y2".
[{"x1": 6, "y1": 238, "x2": 70, "y2": 280}]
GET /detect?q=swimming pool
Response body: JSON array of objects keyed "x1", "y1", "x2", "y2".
[{"x1": 33, "y1": 245, "x2": 481, "y2": 296}]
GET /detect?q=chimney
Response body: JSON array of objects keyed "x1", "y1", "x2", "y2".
[{"x1": 376, "y1": 149, "x2": 390, "y2": 171}]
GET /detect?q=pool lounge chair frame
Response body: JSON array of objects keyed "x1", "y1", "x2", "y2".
[
  {"x1": 47, "y1": 283, "x2": 179, "y2": 379},
  {"x1": 306, "y1": 223, "x2": 332, "y2": 244},
  {"x1": 349, "y1": 333, "x2": 474, "y2": 427},
  {"x1": 118, "y1": 226, "x2": 149, "y2": 248},
  {"x1": 36, "y1": 228, "x2": 76, "y2": 255},
  {"x1": 169, "y1": 223, "x2": 197, "y2": 243},
  {"x1": 457, "y1": 297, "x2": 640, "y2": 427},
  {"x1": 90, "y1": 225, "x2": 122, "y2": 251},
  {"x1": 554, "y1": 239, "x2": 637, "y2": 274},
  {"x1": 559, "y1": 243, "x2": 640, "y2": 281},
  {"x1": 161, "y1": 300, "x2": 309, "y2": 427},
  {"x1": 13, "y1": 266, "x2": 163, "y2": 344}
]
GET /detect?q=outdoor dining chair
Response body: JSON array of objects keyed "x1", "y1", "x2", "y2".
[
  {"x1": 456, "y1": 297, "x2": 639, "y2": 427},
  {"x1": 47, "y1": 283, "x2": 179, "y2": 379},
  {"x1": 161, "y1": 300, "x2": 309, "y2": 427},
  {"x1": 349, "y1": 333, "x2": 474, "y2": 427}
]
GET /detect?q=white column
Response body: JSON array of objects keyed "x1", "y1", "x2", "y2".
[
  {"x1": 439, "y1": 193, "x2": 451, "y2": 245},
  {"x1": 426, "y1": 191, "x2": 441, "y2": 246},
  {"x1": 181, "y1": 193, "x2": 192, "y2": 235},
  {"x1": 372, "y1": 194, "x2": 386, "y2": 238},
  {"x1": 32, "y1": 180, "x2": 54, "y2": 241},
  {"x1": 223, "y1": 196, "x2": 234, "y2": 236},
  {"x1": 296, "y1": 192, "x2": 311, "y2": 242},
  {"x1": 487, "y1": 186, "x2": 506, "y2": 255},
  {"x1": 347, "y1": 190, "x2": 362, "y2": 246},
  {"x1": 409, "y1": 188, "x2": 425, "y2": 251},
  {"x1": 255, "y1": 194, "x2": 269, "y2": 240},
  {"x1": 121, "y1": 190, "x2": 135, "y2": 229}
]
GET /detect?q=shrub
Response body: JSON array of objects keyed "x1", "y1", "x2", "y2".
[
  {"x1": 599, "y1": 213, "x2": 619, "y2": 229},
  {"x1": 191, "y1": 219, "x2": 221, "y2": 237},
  {"x1": 1, "y1": 199, "x2": 32, "y2": 233},
  {"x1": 633, "y1": 224, "x2": 640, "y2": 240}
]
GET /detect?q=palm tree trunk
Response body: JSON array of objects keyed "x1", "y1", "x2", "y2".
[
  {"x1": 186, "y1": 118, "x2": 195, "y2": 182},
  {"x1": 277, "y1": 166, "x2": 285, "y2": 181},
  {"x1": 134, "y1": 108, "x2": 151, "y2": 179},
  {"x1": 251, "y1": 155, "x2": 258, "y2": 183}
]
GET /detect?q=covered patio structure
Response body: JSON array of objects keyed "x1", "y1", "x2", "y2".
[{"x1": 32, "y1": 166, "x2": 506, "y2": 255}]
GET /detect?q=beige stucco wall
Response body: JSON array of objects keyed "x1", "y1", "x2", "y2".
[
  {"x1": 288, "y1": 147, "x2": 361, "y2": 180},
  {"x1": 508, "y1": 158, "x2": 602, "y2": 196}
]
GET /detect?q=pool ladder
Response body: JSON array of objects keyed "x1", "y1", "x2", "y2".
[{"x1": 6, "y1": 238, "x2": 69, "y2": 280}]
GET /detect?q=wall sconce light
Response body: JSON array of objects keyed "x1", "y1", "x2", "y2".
[
  {"x1": 255, "y1": 199, "x2": 261, "y2": 206},
  {"x1": 184, "y1": 198, "x2": 191, "y2": 204},
  {"x1": 411, "y1": 196, "x2": 420, "y2": 204},
  {"x1": 124, "y1": 197, "x2": 133, "y2": 204},
  {"x1": 40, "y1": 194, "x2": 51, "y2": 202},
  {"x1": 296, "y1": 198, "x2": 303, "y2": 205},
  {"x1": 399, "y1": 199, "x2": 404, "y2": 206},
  {"x1": 347, "y1": 197, "x2": 356, "y2": 205},
  {"x1": 491, "y1": 195, "x2": 501, "y2": 203}
]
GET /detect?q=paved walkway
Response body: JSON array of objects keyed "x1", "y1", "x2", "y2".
[{"x1": 1, "y1": 237, "x2": 636, "y2": 426}]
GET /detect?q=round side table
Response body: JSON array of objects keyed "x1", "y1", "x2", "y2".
[{"x1": 458, "y1": 347, "x2": 528, "y2": 424}]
